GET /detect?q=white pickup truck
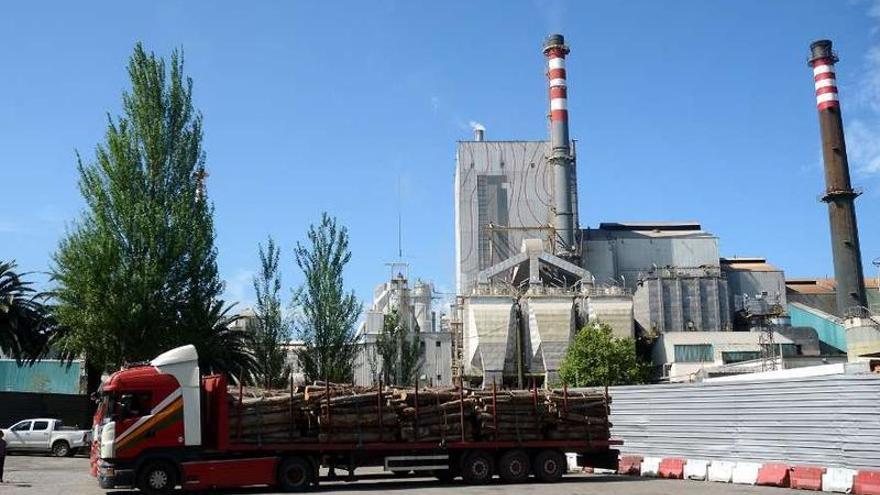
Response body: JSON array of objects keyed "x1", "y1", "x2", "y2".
[{"x1": 2, "y1": 418, "x2": 91, "y2": 457}]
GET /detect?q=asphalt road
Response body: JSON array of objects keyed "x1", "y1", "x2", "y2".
[{"x1": 2, "y1": 454, "x2": 802, "y2": 495}]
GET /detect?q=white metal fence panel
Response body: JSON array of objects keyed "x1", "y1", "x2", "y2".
[{"x1": 606, "y1": 373, "x2": 880, "y2": 470}]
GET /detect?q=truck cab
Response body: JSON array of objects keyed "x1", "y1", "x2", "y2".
[{"x1": 94, "y1": 345, "x2": 202, "y2": 492}]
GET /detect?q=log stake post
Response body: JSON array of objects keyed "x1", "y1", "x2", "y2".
[
  {"x1": 289, "y1": 366, "x2": 294, "y2": 441},
  {"x1": 414, "y1": 376, "x2": 420, "y2": 442},
  {"x1": 531, "y1": 377, "x2": 539, "y2": 435},
  {"x1": 325, "y1": 377, "x2": 331, "y2": 433},
  {"x1": 563, "y1": 382, "x2": 568, "y2": 414},
  {"x1": 377, "y1": 378, "x2": 383, "y2": 442},
  {"x1": 458, "y1": 377, "x2": 465, "y2": 442},
  {"x1": 236, "y1": 369, "x2": 244, "y2": 441},
  {"x1": 492, "y1": 378, "x2": 498, "y2": 441}
]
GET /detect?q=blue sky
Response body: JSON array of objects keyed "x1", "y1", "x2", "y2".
[{"x1": 2, "y1": 1, "x2": 879, "y2": 312}]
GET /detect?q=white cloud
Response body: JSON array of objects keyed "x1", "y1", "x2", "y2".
[
  {"x1": 843, "y1": 0, "x2": 880, "y2": 177},
  {"x1": 223, "y1": 269, "x2": 255, "y2": 308},
  {"x1": 847, "y1": 120, "x2": 880, "y2": 175},
  {"x1": 430, "y1": 96, "x2": 440, "y2": 112}
]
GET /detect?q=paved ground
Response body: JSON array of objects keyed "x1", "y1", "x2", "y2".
[{"x1": 2, "y1": 454, "x2": 802, "y2": 495}]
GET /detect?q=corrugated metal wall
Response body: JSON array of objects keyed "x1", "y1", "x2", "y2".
[
  {"x1": 0, "y1": 360, "x2": 83, "y2": 394},
  {"x1": 607, "y1": 373, "x2": 880, "y2": 470}
]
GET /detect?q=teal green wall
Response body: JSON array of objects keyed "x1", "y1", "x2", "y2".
[
  {"x1": 788, "y1": 303, "x2": 846, "y2": 352},
  {"x1": 0, "y1": 360, "x2": 82, "y2": 394}
]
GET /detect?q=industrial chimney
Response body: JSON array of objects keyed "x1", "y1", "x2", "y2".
[
  {"x1": 808, "y1": 39, "x2": 868, "y2": 315},
  {"x1": 543, "y1": 34, "x2": 578, "y2": 258}
]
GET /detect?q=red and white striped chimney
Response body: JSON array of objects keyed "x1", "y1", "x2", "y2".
[
  {"x1": 810, "y1": 50, "x2": 839, "y2": 111},
  {"x1": 544, "y1": 34, "x2": 571, "y2": 154},
  {"x1": 543, "y1": 34, "x2": 577, "y2": 256}
]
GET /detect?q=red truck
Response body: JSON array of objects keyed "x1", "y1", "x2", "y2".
[{"x1": 92, "y1": 345, "x2": 619, "y2": 493}]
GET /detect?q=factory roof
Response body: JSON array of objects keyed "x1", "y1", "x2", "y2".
[
  {"x1": 786, "y1": 277, "x2": 880, "y2": 294},
  {"x1": 585, "y1": 221, "x2": 715, "y2": 240},
  {"x1": 720, "y1": 257, "x2": 781, "y2": 272}
]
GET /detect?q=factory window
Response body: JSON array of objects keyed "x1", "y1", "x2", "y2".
[
  {"x1": 674, "y1": 344, "x2": 714, "y2": 363},
  {"x1": 722, "y1": 351, "x2": 761, "y2": 364},
  {"x1": 435, "y1": 341, "x2": 441, "y2": 348},
  {"x1": 762, "y1": 343, "x2": 801, "y2": 357}
]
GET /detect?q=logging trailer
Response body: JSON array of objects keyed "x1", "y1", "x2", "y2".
[{"x1": 91, "y1": 345, "x2": 619, "y2": 494}]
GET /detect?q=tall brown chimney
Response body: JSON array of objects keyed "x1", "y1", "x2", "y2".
[{"x1": 808, "y1": 39, "x2": 868, "y2": 315}]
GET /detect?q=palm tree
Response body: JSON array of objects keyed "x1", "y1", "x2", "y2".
[
  {"x1": 180, "y1": 299, "x2": 257, "y2": 382},
  {"x1": 0, "y1": 261, "x2": 52, "y2": 363}
]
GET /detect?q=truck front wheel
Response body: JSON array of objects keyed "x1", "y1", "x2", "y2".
[
  {"x1": 51, "y1": 440, "x2": 71, "y2": 457},
  {"x1": 137, "y1": 460, "x2": 178, "y2": 495},
  {"x1": 278, "y1": 456, "x2": 315, "y2": 491}
]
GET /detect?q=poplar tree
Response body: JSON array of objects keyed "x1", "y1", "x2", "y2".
[
  {"x1": 293, "y1": 213, "x2": 361, "y2": 383},
  {"x1": 251, "y1": 237, "x2": 290, "y2": 388},
  {"x1": 52, "y1": 44, "x2": 252, "y2": 381}
]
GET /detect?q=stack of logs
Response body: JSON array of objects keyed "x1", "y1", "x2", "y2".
[
  {"x1": 228, "y1": 383, "x2": 609, "y2": 445},
  {"x1": 393, "y1": 387, "x2": 478, "y2": 442}
]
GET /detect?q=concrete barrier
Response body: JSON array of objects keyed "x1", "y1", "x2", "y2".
[
  {"x1": 684, "y1": 459, "x2": 710, "y2": 481},
  {"x1": 822, "y1": 468, "x2": 857, "y2": 493},
  {"x1": 708, "y1": 461, "x2": 735, "y2": 483},
  {"x1": 853, "y1": 471, "x2": 880, "y2": 495},
  {"x1": 732, "y1": 462, "x2": 762, "y2": 485},
  {"x1": 658, "y1": 458, "x2": 686, "y2": 479},
  {"x1": 640, "y1": 457, "x2": 661, "y2": 477},
  {"x1": 618, "y1": 455, "x2": 642, "y2": 475},
  {"x1": 757, "y1": 464, "x2": 791, "y2": 487},
  {"x1": 790, "y1": 466, "x2": 825, "y2": 491}
]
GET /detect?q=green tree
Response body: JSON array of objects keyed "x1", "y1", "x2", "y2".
[
  {"x1": 251, "y1": 237, "x2": 290, "y2": 388},
  {"x1": 559, "y1": 322, "x2": 651, "y2": 387},
  {"x1": 374, "y1": 309, "x2": 422, "y2": 386},
  {"x1": 51, "y1": 43, "x2": 241, "y2": 382},
  {"x1": 0, "y1": 261, "x2": 53, "y2": 363},
  {"x1": 293, "y1": 213, "x2": 361, "y2": 383}
]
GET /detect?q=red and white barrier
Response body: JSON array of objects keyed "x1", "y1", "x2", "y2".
[
  {"x1": 684, "y1": 459, "x2": 710, "y2": 481},
  {"x1": 790, "y1": 466, "x2": 825, "y2": 491},
  {"x1": 823, "y1": 468, "x2": 857, "y2": 493},
  {"x1": 640, "y1": 457, "x2": 661, "y2": 477},
  {"x1": 708, "y1": 461, "x2": 735, "y2": 483},
  {"x1": 658, "y1": 458, "x2": 686, "y2": 479},
  {"x1": 756, "y1": 464, "x2": 791, "y2": 487},
  {"x1": 853, "y1": 471, "x2": 880, "y2": 495},
  {"x1": 732, "y1": 462, "x2": 762, "y2": 485},
  {"x1": 612, "y1": 454, "x2": 877, "y2": 495}
]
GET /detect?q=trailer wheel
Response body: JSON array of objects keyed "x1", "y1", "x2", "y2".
[
  {"x1": 278, "y1": 456, "x2": 314, "y2": 492},
  {"x1": 533, "y1": 450, "x2": 565, "y2": 483},
  {"x1": 137, "y1": 460, "x2": 178, "y2": 495},
  {"x1": 498, "y1": 449, "x2": 530, "y2": 483},
  {"x1": 460, "y1": 450, "x2": 494, "y2": 485}
]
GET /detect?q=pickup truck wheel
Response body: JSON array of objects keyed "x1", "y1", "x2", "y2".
[
  {"x1": 533, "y1": 450, "x2": 565, "y2": 483},
  {"x1": 52, "y1": 440, "x2": 71, "y2": 457},
  {"x1": 278, "y1": 456, "x2": 314, "y2": 491},
  {"x1": 498, "y1": 450, "x2": 530, "y2": 483},
  {"x1": 460, "y1": 450, "x2": 494, "y2": 485},
  {"x1": 137, "y1": 460, "x2": 178, "y2": 495}
]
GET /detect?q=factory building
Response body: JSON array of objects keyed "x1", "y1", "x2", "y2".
[
  {"x1": 353, "y1": 265, "x2": 454, "y2": 387},
  {"x1": 450, "y1": 34, "x2": 878, "y2": 385}
]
